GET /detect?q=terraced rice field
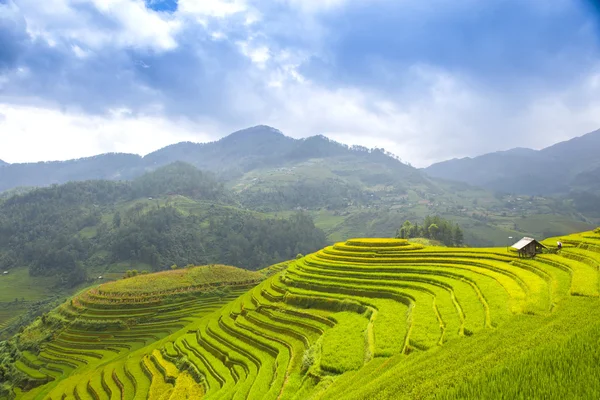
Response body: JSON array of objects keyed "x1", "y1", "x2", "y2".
[
  {"x1": 12, "y1": 265, "x2": 263, "y2": 399},
  {"x1": 11, "y1": 231, "x2": 600, "y2": 399}
]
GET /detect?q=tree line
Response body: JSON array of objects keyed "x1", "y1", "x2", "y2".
[{"x1": 396, "y1": 215, "x2": 464, "y2": 247}]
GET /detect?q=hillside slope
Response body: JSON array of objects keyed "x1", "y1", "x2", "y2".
[
  {"x1": 0, "y1": 264, "x2": 264, "y2": 399},
  {"x1": 0, "y1": 126, "x2": 595, "y2": 248},
  {"x1": 0, "y1": 162, "x2": 324, "y2": 283},
  {"x1": 424, "y1": 129, "x2": 600, "y2": 195},
  {"x1": 0, "y1": 126, "x2": 418, "y2": 193},
  {"x1": 0, "y1": 163, "x2": 327, "y2": 339},
  {"x1": 5, "y1": 229, "x2": 600, "y2": 399}
]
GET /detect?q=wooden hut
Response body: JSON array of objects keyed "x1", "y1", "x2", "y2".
[{"x1": 511, "y1": 237, "x2": 546, "y2": 258}]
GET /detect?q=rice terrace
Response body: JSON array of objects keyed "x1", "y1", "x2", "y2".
[
  {"x1": 4, "y1": 0, "x2": 600, "y2": 398},
  {"x1": 3, "y1": 229, "x2": 600, "y2": 399}
]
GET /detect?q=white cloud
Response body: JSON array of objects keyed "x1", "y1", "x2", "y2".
[
  {"x1": 219, "y1": 59, "x2": 600, "y2": 167},
  {"x1": 71, "y1": 44, "x2": 91, "y2": 58},
  {"x1": 14, "y1": 0, "x2": 181, "y2": 51},
  {"x1": 0, "y1": 104, "x2": 214, "y2": 163},
  {"x1": 224, "y1": 63, "x2": 487, "y2": 167},
  {"x1": 521, "y1": 71, "x2": 600, "y2": 147},
  {"x1": 237, "y1": 40, "x2": 271, "y2": 67},
  {"x1": 177, "y1": 0, "x2": 248, "y2": 18},
  {"x1": 2, "y1": 0, "x2": 600, "y2": 169}
]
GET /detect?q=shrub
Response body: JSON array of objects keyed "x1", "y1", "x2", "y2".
[
  {"x1": 594, "y1": 227, "x2": 600, "y2": 234},
  {"x1": 296, "y1": 254, "x2": 304, "y2": 260},
  {"x1": 301, "y1": 342, "x2": 320, "y2": 372}
]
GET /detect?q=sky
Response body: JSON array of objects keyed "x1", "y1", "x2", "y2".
[{"x1": 1, "y1": 0, "x2": 600, "y2": 167}]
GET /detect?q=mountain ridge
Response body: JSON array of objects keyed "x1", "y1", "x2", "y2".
[
  {"x1": 0, "y1": 125, "x2": 416, "y2": 192},
  {"x1": 424, "y1": 128, "x2": 600, "y2": 195}
]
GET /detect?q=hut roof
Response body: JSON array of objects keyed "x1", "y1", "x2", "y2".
[{"x1": 511, "y1": 237, "x2": 546, "y2": 250}]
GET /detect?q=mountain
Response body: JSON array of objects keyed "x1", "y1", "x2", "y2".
[
  {"x1": 0, "y1": 125, "x2": 594, "y2": 248},
  {"x1": 424, "y1": 129, "x2": 600, "y2": 195},
  {"x1": 0, "y1": 125, "x2": 419, "y2": 192},
  {"x1": 0, "y1": 160, "x2": 7, "y2": 166},
  {"x1": 144, "y1": 126, "x2": 297, "y2": 175},
  {"x1": 0, "y1": 153, "x2": 143, "y2": 192}
]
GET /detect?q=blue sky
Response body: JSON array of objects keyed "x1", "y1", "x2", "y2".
[{"x1": 0, "y1": 0, "x2": 599, "y2": 166}]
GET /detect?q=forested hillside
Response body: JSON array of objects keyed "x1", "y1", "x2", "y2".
[
  {"x1": 1, "y1": 126, "x2": 596, "y2": 248},
  {"x1": 0, "y1": 163, "x2": 326, "y2": 289}
]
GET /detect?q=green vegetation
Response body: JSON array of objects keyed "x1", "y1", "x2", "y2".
[
  {"x1": 0, "y1": 264, "x2": 261, "y2": 399},
  {"x1": 3, "y1": 228, "x2": 600, "y2": 399},
  {"x1": 0, "y1": 163, "x2": 327, "y2": 330},
  {"x1": 2, "y1": 138, "x2": 598, "y2": 336},
  {"x1": 395, "y1": 216, "x2": 463, "y2": 246},
  {"x1": 0, "y1": 163, "x2": 325, "y2": 287},
  {"x1": 441, "y1": 318, "x2": 600, "y2": 399},
  {"x1": 100, "y1": 265, "x2": 262, "y2": 295},
  {"x1": 320, "y1": 312, "x2": 368, "y2": 373}
]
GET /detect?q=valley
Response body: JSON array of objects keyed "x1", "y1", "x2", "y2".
[
  {"x1": 4, "y1": 1, "x2": 600, "y2": 398},
  {"x1": 0, "y1": 127, "x2": 597, "y2": 344}
]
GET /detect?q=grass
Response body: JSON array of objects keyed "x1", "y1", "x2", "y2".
[
  {"x1": 8, "y1": 265, "x2": 263, "y2": 400},
  {"x1": 320, "y1": 312, "x2": 369, "y2": 373},
  {"x1": 326, "y1": 297, "x2": 600, "y2": 400},
  {"x1": 6, "y1": 230, "x2": 600, "y2": 400},
  {"x1": 441, "y1": 319, "x2": 600, "y2": 399},
  {"x1": 0, "y1": 268, "x2": 59, "y2": 303},
  {"x1": 98, "y1": 264, "x2": 262, "y2": 296}
]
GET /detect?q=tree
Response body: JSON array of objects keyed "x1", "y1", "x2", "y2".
[
  {"x1": 428, "y1": 223, "x2": 440, "y2": 239},
  {"x1": 595, "y1": 227, "x2": 600, "y2": 234},
  {"x1": 396, "y1": 220, "x2": 413, "y2": 239},
  {"x1": 453, "y1": 225, "x2": 464, "y2": 246},
  {"x1": 113, "y1": 212, "x2": 122, "y2": 228},
  {"x1": 395, "y1": 216, "x2": 464, "y2": 247},
  {"x1": 170, "y1": 264, "x2": 178, "y2": 270}
]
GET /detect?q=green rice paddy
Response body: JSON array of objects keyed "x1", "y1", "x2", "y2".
[{"x1": 7, "y1": 230, "x2": 600, "y2": 399}]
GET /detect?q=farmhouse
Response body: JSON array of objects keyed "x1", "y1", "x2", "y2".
[{"x1": 511, "y1": 237, "x2": 546, "y2": 258}]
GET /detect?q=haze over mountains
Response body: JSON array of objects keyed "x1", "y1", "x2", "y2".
[
  {"x1": 425, "y1": 129, "x2": 600, "y2": 195},
  {"x1": 2, "y1": 124, "x2": 599, "y2": 205},
  {"x1": 0, "y1": 125, "x2": 420, "y2": 193}
]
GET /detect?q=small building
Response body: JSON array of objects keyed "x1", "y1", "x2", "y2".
[{"x1": 511, "y1": 237, "x2": 546, "y2": 258}]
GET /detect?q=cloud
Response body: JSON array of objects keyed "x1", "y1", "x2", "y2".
[
  {"x1": 0, "y1": 0, "x2": 599, "y2": 167},
  {"x1": 178, "y1": 0, "x2": 248, "y2": 18},
  {"x1": 0, "y1": 103, "x2": 212, "y2": 163},
  {"x1": 12, "y1": 0, "x2": 181, "y2": 51}
]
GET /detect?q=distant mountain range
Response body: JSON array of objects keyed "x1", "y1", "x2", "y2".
[
  {"x1": 0, "y1": 125, "x2": 597, "y2": 247},
  {"x1": 0, "y1": 125, "x2": 420, "y2": 193},
  {"x1": 424, "y1": 129, "x2": 600, "y2": 195}
]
